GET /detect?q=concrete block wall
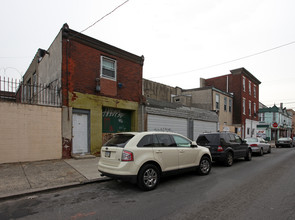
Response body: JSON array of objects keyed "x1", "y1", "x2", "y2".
[{"x1": 0, "y1": 102, "x2": 62, "y2": 163}]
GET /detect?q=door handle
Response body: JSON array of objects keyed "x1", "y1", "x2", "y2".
[
  {"x1": 155, "y1": 150, "x2": 162, "y2": 153},
  {"x1": 179, "y1": 150, "x2": 185, "y2": 153}
]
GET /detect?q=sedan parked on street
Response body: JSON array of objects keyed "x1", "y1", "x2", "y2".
[
  {"x1": 245, "y1": 137, "x2": 271, "y2": 156},
  {"x1": 276, "y1": 137, "x2": 295, "y2": 148},
  {"x1": 98, "y1": 132, "x2": 212, "y2": 191}
]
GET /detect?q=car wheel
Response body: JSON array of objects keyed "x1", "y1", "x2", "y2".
[
  {"x1": 259, "y1": 148, "x2": 263, "y2": 156},
  {"x1": 197, "y1": 156, "x2": 211, "y2": 175},
  {"x1": 137, "y1": 164, "x2": 160, "y2": 191},
  {"x1": 224, "y1": 152, "x2": 233, "y2": 167},
  {"x1": 245, "y1": 149, "x2": 252, "y2": 161},
  {"x1": 267, "y1": 146, "x2": 271, "y2": 153}
]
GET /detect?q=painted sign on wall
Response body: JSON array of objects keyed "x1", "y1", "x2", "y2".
[{"x1": 102, "y1": 107, "x2": 131, "y2": 133}]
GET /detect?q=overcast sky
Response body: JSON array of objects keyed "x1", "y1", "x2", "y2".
[{"x1": 1, "y1": 0, "x2": 295, "y2": 110}]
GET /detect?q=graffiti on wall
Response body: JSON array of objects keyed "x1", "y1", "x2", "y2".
[{"x1": 102, "y1": 107, "x2": 131, "y2": 133}]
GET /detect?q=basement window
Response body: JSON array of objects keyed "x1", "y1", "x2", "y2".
[{"x1": 101, "y1": 56, "x2": 117, "y2": 81}]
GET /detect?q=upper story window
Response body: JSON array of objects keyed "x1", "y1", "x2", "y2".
[
  {"x1": 216, "y1": 94, "x2": 220, "y2": 110},
  {"x1": 254, "y1": 85, "x2": 257, "y2": 98},
  {"x1": 273, "y1": 112, "x2": 276, "y2": 122},
  {"x1": 101, "y1": 56, "x2": 117, "y2": 81},
  {"x1": 249, "y1": 81, "x2": 251, "y2": 96},
  {"x1": 224, "y1": 97, "x2": 227, "y2": 111},
  {"x1": 229, "y1": 99, "x2": 232, "y2": 112},
  {"x1": 242, "y1": 77, "x2": 246, "y2": 92},
  {"x1": 253, "y1": 102, "x2": 256, "y2": 116},
  {"x1": 259, "y1": 113, "x2": 265, "y2": 121},
  {"x1": 243, "y1": 98, "x2": 246, "y2": 115},
  {"x1": 249, "y1": 100, "x2": 252, "y2": 116}
]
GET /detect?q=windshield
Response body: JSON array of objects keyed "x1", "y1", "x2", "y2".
[
  {"x1": 104, "y1": 134, "x2": 134, "y2": 148},
  {"x1": 245, "y1": 138, "x2": 258, "y2": 143}
]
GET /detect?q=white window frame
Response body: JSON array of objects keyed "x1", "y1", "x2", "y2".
[
  {"x1": 254, "y1": 85, "x2": 256, "y2": 98},
  {"x1": 229, "y1": 99, "x2": 232, "y2": 112},
  {"x1": 216, "y1": 94, "x2": 220, "y2": 110},
  {"x1": 249, "y1": 100, "x2": 252, "y2": 116},
  {"x1": 249, "y1": 81, "x2": 251, "y2": 96},
  {"x1": 224, "y1": 97, "x2": 227, "y2": 111},
  {"x1": 242, "y1": 77, "x2": 246, "y2": 92},
  {"x1": 100, "y1": 56, "x2": 117, "y2": 81}
]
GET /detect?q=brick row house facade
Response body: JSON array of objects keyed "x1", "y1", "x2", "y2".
[
  {"x1": 202, "y1": 68, "x2": 261, "y2": 138},
  {"x1": 19, "y1": 24, "x2": 144, "y2": 158}
]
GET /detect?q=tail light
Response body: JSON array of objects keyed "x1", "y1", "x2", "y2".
[
  {"x1": 122, "y1": 150, "x2": 134, "y2": 161},
  {"x1": 217, "y1": 146, "x2": 224, "y2": 152},
  {"x1": 250, "y1": 144, "x2": 258, "y2": 147}
]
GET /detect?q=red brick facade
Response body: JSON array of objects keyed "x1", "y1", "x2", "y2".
[
  {"x1": 205, "y1": 68, "x2": 261, "y2": 137},
  {"x1": 61, "y1": 38, "x2": 143, "y2": 105},
  {"x1": 60, "y1": 25, "x2": 144, "y2": 158}
]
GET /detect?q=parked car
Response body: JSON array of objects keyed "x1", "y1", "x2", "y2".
[
  {"x1": 275, "y1": 137, "x2": 295, "y2": 148},
  {"x1": 98, "y1": 131, "x2": 212, "y2": 191},
  {"x1": 245, "y1": 137, "x2": 271, "y2": 156},
  {"x1": 196, "y1": 132, "x2": 252, "y2": 166}
]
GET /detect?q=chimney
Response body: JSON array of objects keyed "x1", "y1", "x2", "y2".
[
  {"x1": 200, "y1": 78, "x2": 206, "y2": 88},
  {"x1": 280, "y1": 103, "x2": 283, "y2": 109}
]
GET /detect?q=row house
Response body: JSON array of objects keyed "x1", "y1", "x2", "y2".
[
  {"x1": 19, "y1": 24, "x2": 144, "y2": 158},
  {"x1": 203, "y1": 68, "x2": 261, "y2": 138},
  {"x1": 180, "y1": 85, "x2": 234, "y2": 133},
  {"x1": 258, "y1": 104, "x2": 293, "y2": 140}
]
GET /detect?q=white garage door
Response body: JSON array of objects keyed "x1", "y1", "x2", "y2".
[
  {"x1": 147, "y1": 114, "x2": 188, "y2": 137},
  {"x1": 73, "y1": 113, "x2": 89, "y2": 154},
  {"x1": 193, "y1": 120, "x2": 217, "y2": 140}
]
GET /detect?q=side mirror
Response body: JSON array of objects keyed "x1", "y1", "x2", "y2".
[{"x1": 191, "y1": 141, "x2": 198, "y2": 148}]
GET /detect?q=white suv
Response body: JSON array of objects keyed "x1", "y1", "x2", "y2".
[{"x1": 98, "y1": 131, "x2": 212, "y2": 191}]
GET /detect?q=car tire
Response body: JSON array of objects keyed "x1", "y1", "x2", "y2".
[
  {"x1": 245, "y1": 149, "x2": 252, "y2": 161},
  {"x1": 259, "y1": 148, "x2": 263, "y2": 156},
  {"x1": 137, "y1": 164, "x2": 160, "y2": 191},
  {"x1": 224, "y1": 152, "x2": 233, "y2": 167},
  {"x1": 267, "y1": 146, "x2": 271, "y2": 153},
  {"x1": 197, "y1": 156, "x2": 211, "y2": 175}
]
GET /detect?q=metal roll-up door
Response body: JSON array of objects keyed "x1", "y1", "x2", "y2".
[
  {"x1": 147, "y1": 114, "x2": 188, "y2": 137},
  {"x1": 193, "y1": 120, "x2": 217, "y2": 140}
]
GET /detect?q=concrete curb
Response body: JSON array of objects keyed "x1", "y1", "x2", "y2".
[{"x1": 0, "y1": 177, "x2": 111, "y2": 201}]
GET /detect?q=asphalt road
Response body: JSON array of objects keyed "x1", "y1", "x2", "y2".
[{"x1": 1, "y1": 147, "x2": 295, "y2": 220}]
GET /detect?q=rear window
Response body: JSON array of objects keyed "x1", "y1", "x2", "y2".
[
  {"x1": 104, "y1": 134, "x2": 134, "y2": 148},
  {"x1": 197, "y1": 134, "x2": 220, "y2": 146},
  {"x1": 245, "y1": 138, "x2": 258, "y2": 143}
]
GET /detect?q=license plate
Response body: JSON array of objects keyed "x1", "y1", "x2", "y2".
[{"x1": 105, "y1": 151, "x2": 111, "y2": 158}]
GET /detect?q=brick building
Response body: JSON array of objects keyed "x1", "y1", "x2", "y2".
[
  {"x1": 21, "y1": 24, "x2": 144, "y2": 158},
  {"x1": 202, "y1": 67, "x2": 261, "y2": 138}
]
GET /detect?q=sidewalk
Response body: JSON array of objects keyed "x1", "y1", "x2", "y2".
[{"x1": 0, "y1": 157, "x2": 109, "y2": 200}]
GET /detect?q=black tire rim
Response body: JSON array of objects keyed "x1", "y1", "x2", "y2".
[{"x1": 227, "y1": 153, "x2": 233, "y2": 165}]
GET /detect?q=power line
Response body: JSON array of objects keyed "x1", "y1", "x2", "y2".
[
  {"x1": 80, "y1": 0, "x2": 129, "y2": 33},
  {"x1": 149, "y1": 40, "x2": 295, "y2": 79}
]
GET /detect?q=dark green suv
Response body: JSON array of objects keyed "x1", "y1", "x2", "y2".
[{"x1": 196, "y1": 132, "x2": 252, "y2": 166}]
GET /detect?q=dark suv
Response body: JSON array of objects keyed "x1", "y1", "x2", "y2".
[{"x1": 196, "y1": 132, "x2": 252, "y2": 166}]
